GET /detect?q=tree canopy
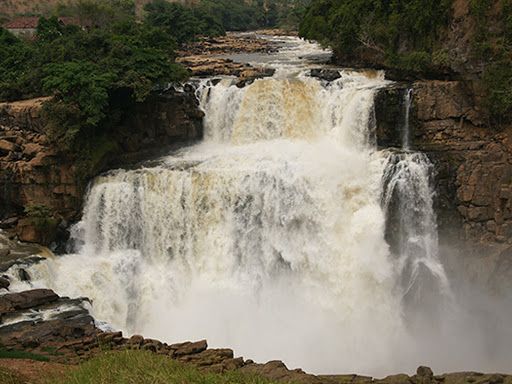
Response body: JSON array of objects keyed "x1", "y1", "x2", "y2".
[
  {"x1": 0, "y1": 0, "x2": 192, "y2": 182},
  {"x1": 299, "y1": 0, "x2": 452, "y2": 72}
]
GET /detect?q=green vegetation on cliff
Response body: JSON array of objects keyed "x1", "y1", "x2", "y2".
[
  {"x1": 300, "y1": 0, "x2": 512, "y2": 125},
  {"x1": 0, "y1": 1, "x2": 187, "y2": 181},
  {"x1": 299, "y1": 0, "x2": 452, "y2": 72},
  {"x1": 469, "y1": 0, "x2": 512, "y2": 124}
]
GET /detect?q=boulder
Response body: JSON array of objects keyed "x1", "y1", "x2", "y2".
[
  {"x1": 18, "y1": 268, "x2": 30, "y2": 282},
  {"x1": 171, "y1": 339, "x2": 208, "y2": 356},
  {"x1": 239, "y1": 360, "x2": 323, "y2": 384},
  {"x1": 178, "y1": 348, "x2": 234, "y2": 366},
  {"x1": 0, "y1": 289, "x2": 59, "y2": 314},
  {"x1": 0, "y1": 276, "x2": 9, "y2": 289},
  {"x1": 310, "y1": 68, "x2": 341, "y2": 82}
]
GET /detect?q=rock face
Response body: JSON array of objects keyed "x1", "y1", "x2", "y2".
[
  {"x1": 0, "y1": 288, "x2": 321, "y2": 380},
  {"x1": 375, "y1": 78, "x2": 512, "y2": 295},
  {"x1": 0, "y1": 289, "x2": 96, "y2": 355},
  {"x1": 375, "y1": 80, "x2": 512, "y2": 244},
  {"x1": 0, "y1": 89, "x2": 203, "y2": 245},
  {"x1": 412, "y1": 81, "x2": 512, "y2": 245}
]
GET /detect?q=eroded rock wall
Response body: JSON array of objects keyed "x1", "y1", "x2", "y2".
[
  {"x1": 412, "y1": 81, "x2": 512, "y2": 245},
  {"x1": 375, "y1": 79, "x2": 512, "y2": 296},
  {"x1": 0, "y1": 90, "x2": 203, "y2": 245}
]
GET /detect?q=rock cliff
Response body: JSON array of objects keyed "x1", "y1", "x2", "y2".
[
  {"x1": 0, "y1": 89, "x2": 203, "y2": 245},
  {"x1": 375, "y1": 80, "x2": 512, "y2": 299}
]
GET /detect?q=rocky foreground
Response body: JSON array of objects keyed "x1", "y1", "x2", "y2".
[{"x1": 0, "y1": 288, "x2": 510, "y2": 384}]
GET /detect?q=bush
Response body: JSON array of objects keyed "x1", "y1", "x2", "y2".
[
  {"x1": 0, "y1": 347, "x2": 50, "y2": 362},
  {"x1": 482, "y1": 61, "x2": 512, "y2": 125}
]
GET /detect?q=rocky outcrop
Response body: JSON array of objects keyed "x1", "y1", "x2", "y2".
[
  {"x1": 0, "y1": 289, "x2": 96, "y2": 356},
  {"x1": 413, "y1": 81, "x2": 512, "y2": 245},
  {"x1": 177, "y1": 55, "x2": 275, "y2": 81},
  {"x1": 179, "y1": 32, "x2": 279, "y2": 57},
  {"x1": 375, "y1": 80, "x2": 512, "y2": 246},
  {"x1": 0, "y1": 89, "x2": 203, "y2": 245},
  {"x1": 375, "y1": 78, "x2": 512, "y2": 296},
  {"x1": 0, "y1": 288, "x2": 323, "y2": 380},
  {"x1": 177, "y1": 32, "x2": 278, "y2": 80}
]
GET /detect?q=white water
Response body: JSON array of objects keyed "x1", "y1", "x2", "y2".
[
  {"x1": 402, "y1": 89, "x2": 413, "y2": 149},
  {"x1": 8, "y1": 37, "x2": 463, "y2": 375}
]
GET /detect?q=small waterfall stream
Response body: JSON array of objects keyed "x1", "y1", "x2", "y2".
[
  {"x1": 402, "y1": 88, "x2": 413, "y2": 150},
  {"x1": 381, "y1": 87, "x2": 451, "y2": 324},
  {"x1": 6, "y1": 37, "x2": 459, "y2": 375}
]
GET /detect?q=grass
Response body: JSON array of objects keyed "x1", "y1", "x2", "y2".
[
  {"x1": 0, "y1": 348, "x2": 50, "y2": 362},
  {"x1": 0, "y1": 367, "x2": 27, "y2": 384},
  {"x1": 49, "y1": 350, "x2": 280, "y2": 384}
]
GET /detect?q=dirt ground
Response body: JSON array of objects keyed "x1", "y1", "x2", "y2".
[{"x1": 0, "y1": 359, "x2": 72, "y2": 384}]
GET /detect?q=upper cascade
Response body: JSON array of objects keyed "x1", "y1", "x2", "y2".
[{"x1": 196, "y1": 71, "x2": 386, "y2": 146}]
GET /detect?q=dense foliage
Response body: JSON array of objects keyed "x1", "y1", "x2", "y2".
[
  {"x1": 144, "y1": 0, "x2": 311, "y2": 40},
  {"x1": 299, "y1": 0, "x2": 512, "y2": 125},
  {"x1": 469, "y1": 0, "x2": 512, "y2": 124},
  {"x1": 299, "y1": 0, "x2": 452, "y2": 72},
  {"x1": 0, "y1": 1, "x2": 187, "y2": 178}
]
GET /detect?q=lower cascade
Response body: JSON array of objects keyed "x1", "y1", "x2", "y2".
[{"x1": 8, "y1": 40, "x2": 503, "y2": 376}]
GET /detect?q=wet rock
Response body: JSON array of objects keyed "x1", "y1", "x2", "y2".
[
  {"x1": 0, "y1": 247, "x2": 9, "y2": 258},
  {"x1": 374, "y1": 84, "x2": 411, "y2": 148},
  {"x1": 310, "y1": 68, "x2": 341, "y2": 82},
  {"x1": 18, "y1": 268, "x2": 30, "y2": 282},
  {"x1": 0, "y1": 289, "x2": 59, "y2": 314},
  {"x1": 0, "y1": 276, "x2": 9, "y2": 289},
  {"x1": 16, "y1": 217, "x2": 60, "y2": 245},
  {"x1": 236, "y1": 68, "x2": 275, "y2": 88},
  {"x1": 0, "y1": 216, "x2": 18, "y2": 229},
  {"x1": 0, "y1": 139, "x2": 16, "y2": 153}
]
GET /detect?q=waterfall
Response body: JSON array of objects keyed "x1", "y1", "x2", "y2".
[
  {"x1": 381, "y1": 86, "x2": 451, "y2": 327},
  {"x1": 402, "y1": 88, "x2": 413, "y2": 149},
  {"x1": 9, "y1": 38, "x2": 456, "y2": 376},
  {"x1": 381, "y1": 152, "x2": 451, "y2": 322}
]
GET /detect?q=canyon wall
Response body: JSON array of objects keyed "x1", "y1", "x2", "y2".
[
  {"x1": 0, "y1": 90, "x2": 203, "y2": 245},
  {"x1": 375, "y1": 81, "x2": 512, "y2": 297}
]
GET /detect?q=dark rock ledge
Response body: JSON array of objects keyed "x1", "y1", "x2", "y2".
[{"x1": 0, "y1": 289, "x2": 511, "y2": 384}]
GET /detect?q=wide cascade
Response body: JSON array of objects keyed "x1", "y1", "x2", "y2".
[{"x1": 12, "y1": 39, "x2": 454, "y2": 375}]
